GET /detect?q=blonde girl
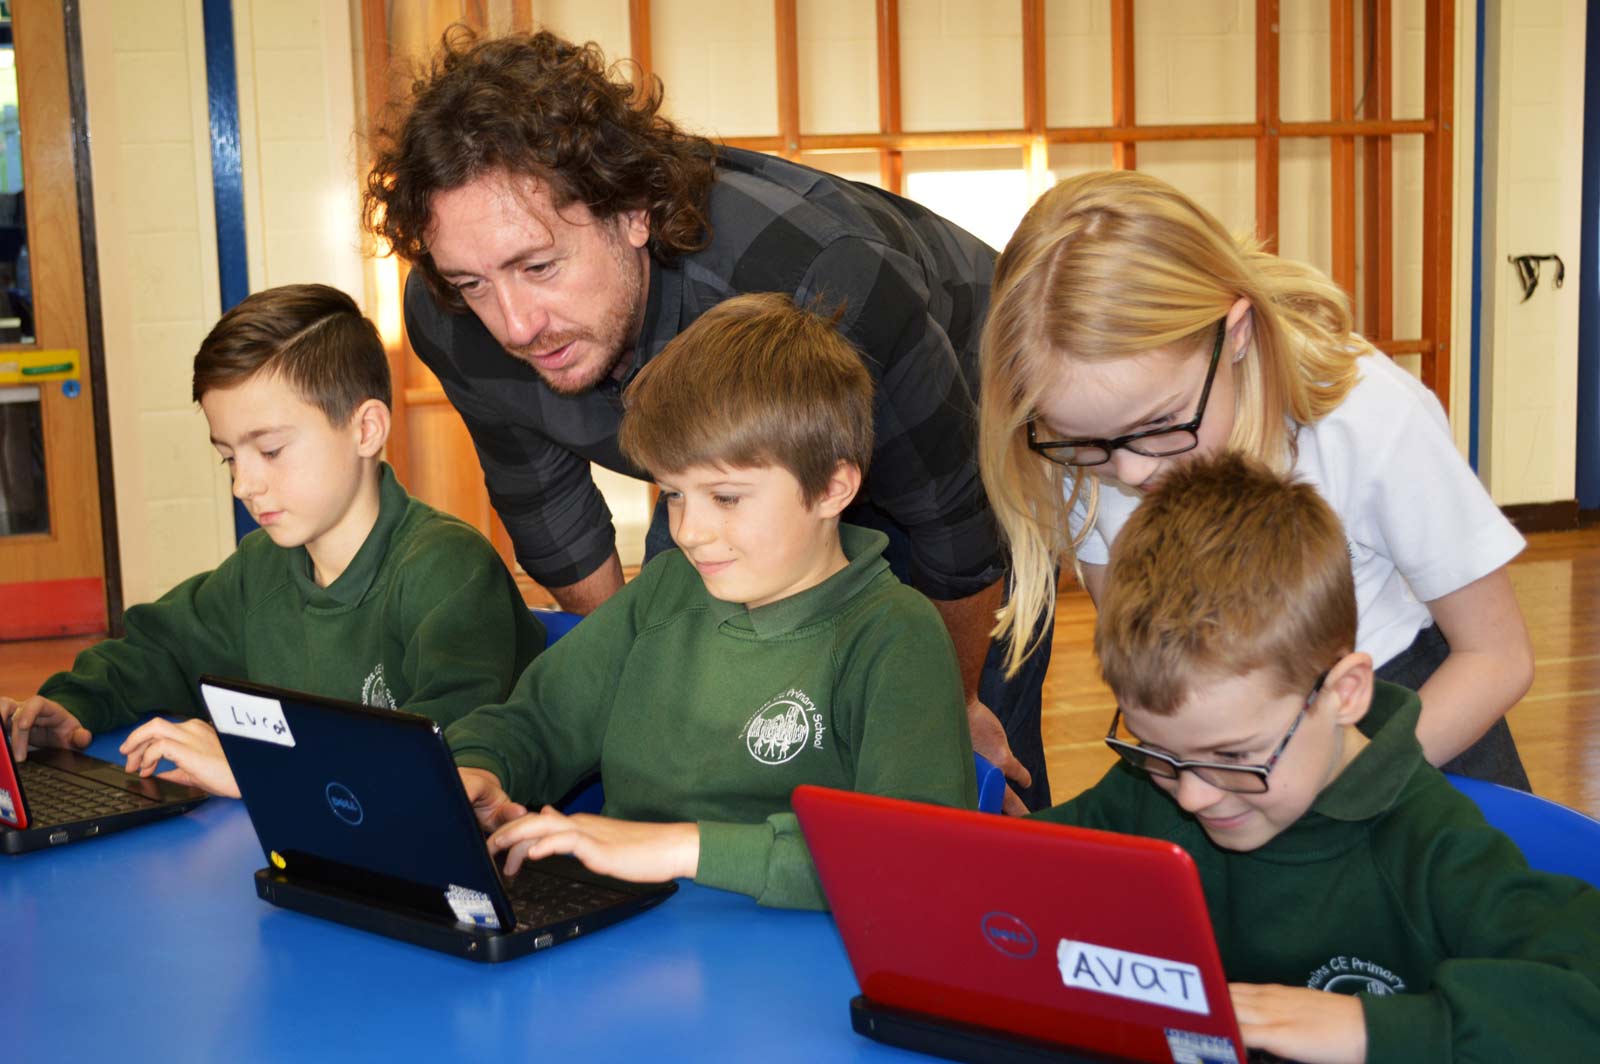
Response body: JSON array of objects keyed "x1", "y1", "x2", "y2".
[{"x1": 979, "y1": 170, "x2": 1532, "y2": 788}]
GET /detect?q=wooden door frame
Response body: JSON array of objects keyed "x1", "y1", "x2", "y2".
[
  {"x1": 63, "y1": 0, "x2": 121, "y2": 633},
  {"x1": 0, "y1": 0, "x2": 119, "y2": 638}
]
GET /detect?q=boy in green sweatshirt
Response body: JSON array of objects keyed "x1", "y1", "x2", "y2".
[
  {"x1": 448, "y1": 293, "x2": 977, "y2": 910},
  {"x1": 1033, "y1": 453, "x2": 1600, "y2": 1063},
  {"x1": 1, "y1": 284, "x2": 542, "y2": 797}
]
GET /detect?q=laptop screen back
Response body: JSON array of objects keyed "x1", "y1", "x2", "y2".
[
  {"x1": 0, "y1": 721, "x2": 31, "y2": 828},
  {"x1": 202, "y1": 676, "x2": 515, "y2": 930},
  {"x1": 794, "y1": 786, "x2": 1245, "y2": 1064}
]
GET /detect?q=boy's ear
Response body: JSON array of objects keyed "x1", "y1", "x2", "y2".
[
  {"x1": 351, "y1": 399, "x2": 391, "y2": 459},
  {"x1": 813, "y1": 461, "x2": 862, "y2": 519},
  {"x1": 1321, "y1": 650, "x2": 1374, "y2": 728}
]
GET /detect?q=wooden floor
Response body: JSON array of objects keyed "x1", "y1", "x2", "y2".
[
  {"x1": 1042, "y1": 526, "x2": 1600, "y2": 818},
  {"x1": 4, "y1": 527, "x2": 1598, "y2": 818}
]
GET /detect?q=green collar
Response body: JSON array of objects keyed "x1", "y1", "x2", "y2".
[
  {"x1": 1306, "y1": 680, "x2": 1424, "y2": 822},
  {"x1": 289, "y1": 462, "x2": 408, "y2": 610},
  {"x1": 708, "y1": 524, "x2": 891, "y2": 639},
  {"x1": 1236, "y1": 682, "x2": 1423, "y2": 861}
]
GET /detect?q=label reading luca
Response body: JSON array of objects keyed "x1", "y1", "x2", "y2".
[
  {"x1": 201, "y1": 684, "x2": 296, "y2": 748},
  {"x1": 1056, "y1": 939, "x2": 1210, "y2": 1016}
]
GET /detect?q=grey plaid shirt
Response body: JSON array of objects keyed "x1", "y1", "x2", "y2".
[{"x1": 405, "y1": 148, "x2": 1002, "y2": 599}]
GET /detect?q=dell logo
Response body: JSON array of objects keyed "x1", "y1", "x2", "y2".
[
  {"x1": 981, "y1": 912, "x2": 1038, "y2": 959},
  {"x1": 325, "y1": 782, "x2": 364, "y2": 826}
]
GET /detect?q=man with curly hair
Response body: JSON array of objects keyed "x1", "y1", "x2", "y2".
[{"x1": 364, "y1": 28, "x2": 1050, "y2": 813}]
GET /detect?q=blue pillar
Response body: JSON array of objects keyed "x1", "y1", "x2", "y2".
[
  {"x1": 199, "y1": 0, "x2": 258, "y2": 539},
  {"x1": 1578, "y1": 0, "x2": 1600, "y2": 508}
]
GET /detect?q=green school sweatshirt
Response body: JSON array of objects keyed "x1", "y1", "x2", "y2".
[
  {"x1": 446, "y1": 524, "x2": 978, "y2": 911},
  {"x1": 40, "y1": 464, "x2": 542, "y2": 732},
  {"x1": 1035, "y1": 682, "x2": 1600, "y2": 1062}
]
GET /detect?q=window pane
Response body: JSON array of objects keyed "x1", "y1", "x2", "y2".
[
  {"x1": 0, "y1": 385, "x2": 47, "y2": 535},
  {"x1": 0, "y1": 28, "x2": 31, "y2": 345}
]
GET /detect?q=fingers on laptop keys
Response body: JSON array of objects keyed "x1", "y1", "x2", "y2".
[
  {"x1": 2, "y1": 695, "x2": 90, "y2": 761},
  {"x1": 490, "y1": 810, "x2": 698, "y2": 883},
  {"x1": 1229, "y1": 982, "x2": 1365, "y2": 1064},
  {"x1": 120, "y1": 717, "x2": 241, "y2": 798},
  {"x1": 490, "y1": 806, "x2": 577, "y2": 876},
  {"x1": 458, "y1": 767, "x2": 527, "y2": 832}
]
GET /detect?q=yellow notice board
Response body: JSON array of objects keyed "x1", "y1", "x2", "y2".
[{"x1": 0, "y1": 349, "x2": 79, "y2": 385}]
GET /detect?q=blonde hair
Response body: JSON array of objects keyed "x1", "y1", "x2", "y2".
[
  {"x1": 619, "y1": 293, "x2": 873, "y2": 502},
  {"x1": 979, "y1": 169, "x2": 1370, "y2": 675},
  {"x1": 1094, "y1": 453, "x2": 1356, "y2": 712}
]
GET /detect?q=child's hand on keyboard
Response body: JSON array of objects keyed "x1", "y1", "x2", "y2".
[
  {"x1": 459, "y1": 767, "x2": 528, "y2": 832},
  {"x1": 489, "y1": 807, "x2": 698, "y2": 884},
  {"x1": 1, "y1": 695, "x2": 91, "y2": 761},
  {"x1": 1230, "y1": 982, "x2": 1366, "y2": 1064},
  {"x1": 120, "y1": 717, "x2": 240, "y2": 798}
]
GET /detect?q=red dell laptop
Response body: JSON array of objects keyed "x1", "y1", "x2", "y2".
[{"x1": 793, "y1": 785, "x2": 1249, "y2": 1064}]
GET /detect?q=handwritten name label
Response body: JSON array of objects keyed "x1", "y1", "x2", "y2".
[
  {"x1": 1056, "y1": 939, "x2": 1209, "y2": 1016},
  {"x1": 201, "y1": 684, "x2": 296, "y2": 748}
]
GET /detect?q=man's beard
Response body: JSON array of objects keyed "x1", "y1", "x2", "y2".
[
  {"x1": 504, "y1": 233, "x2": 645, "y2": 396},
  {"x1": 506, "y1": 331, "x2": 628, "y2": 396}
]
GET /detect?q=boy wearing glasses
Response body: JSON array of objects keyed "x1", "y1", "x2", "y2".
[{"x1": 1033, "y1": 454, "x2": 1600, "y2": 1064}]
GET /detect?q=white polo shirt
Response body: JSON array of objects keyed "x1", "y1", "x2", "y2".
[{"x1": 1068, "y1": 352, "x2": 1525, "y2": 668}]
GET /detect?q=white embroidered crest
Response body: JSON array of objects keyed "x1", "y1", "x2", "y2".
[
  {"x1": 1305, "y1": 955, "x2": 1406, "y2": 996},
  {"x1": 361, "y1": 663, "x2": 396, "y2": 710},
  {"x1": 741, "y1": 688, "x2": 823, "y2": 765}
]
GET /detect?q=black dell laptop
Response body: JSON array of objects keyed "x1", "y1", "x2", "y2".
[
  {"x1": 1, "y1": 718, "x2": 209, "y2": 854},
  {"x1": 200, "y1": 675, "x2": 675, "y2": 963}
]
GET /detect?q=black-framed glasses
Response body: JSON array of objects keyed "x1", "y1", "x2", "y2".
[
  {"x1": 1103, "y1": 672, "x2": 1328, "y2": 794},
  {"x1": 1027, "y1": 318, "x2": 1228, "y2": 468}
]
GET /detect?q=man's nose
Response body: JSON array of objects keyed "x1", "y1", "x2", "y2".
[{"x1": 495, "y1": 286, "x2": 550, "y2": 349}]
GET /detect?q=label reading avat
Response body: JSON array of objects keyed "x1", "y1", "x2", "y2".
[
  {"x1": 1056, "y1": 938, "x2": 1210, "y2": 1015},
  {"x1": 201, "y1": 684, "x2": 296, "y2": 748}
]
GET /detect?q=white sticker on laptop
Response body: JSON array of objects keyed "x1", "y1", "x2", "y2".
[
  {"x1": 1164, "y1": 1027, "x2": 1240, "y2": 1064},
  {"x1": 1056, "y1": 938, "x2": 1210, "y2": 1016},
  {"x1": 445, "y1": 884, "x2": 502, "y2": 931},
  {"x1": 0, "y1": 784, "x2": 17, "y2": 823},
  {"x1": 201, "y1": 685, "x2": 296, "y2": 748}
]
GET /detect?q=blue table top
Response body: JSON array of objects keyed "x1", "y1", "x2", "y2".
[{"x1": 5, "y1": 732, "x2": 921, "y2": 1063}]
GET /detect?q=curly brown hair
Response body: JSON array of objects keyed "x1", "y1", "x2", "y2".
[{"x1": 363, "y1": 27, "x2": 717, "y2": 312}]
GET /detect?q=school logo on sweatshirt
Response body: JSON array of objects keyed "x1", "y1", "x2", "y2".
[
  {"x1": 1305, "y1": 955, "x2": 1406, "y2": 996},
  {"x1": 742, "y1": 688, "x2": 825, "y2": 765},
  {"x1": 361, "y1": 664, "x2": 396, "y2": 710}
]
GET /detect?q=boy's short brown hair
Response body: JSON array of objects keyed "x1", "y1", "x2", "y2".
[
  {"x1": 618, "y1": 293, "x2": 873, "y2": 505},
  {"x1": 192, "y1": 284, "x2": 391, "y2": 424},
  {"x1": 1095, "y1": 453, "x2": 1356, "y2": 714}
]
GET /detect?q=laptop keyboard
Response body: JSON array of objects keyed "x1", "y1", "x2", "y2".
[
  {"x1": 16, "y1": 761, "x2": 155, "y2": 824},
  {"x1": 504, "y1": 868, "x2": 632, "y2": 927}
]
